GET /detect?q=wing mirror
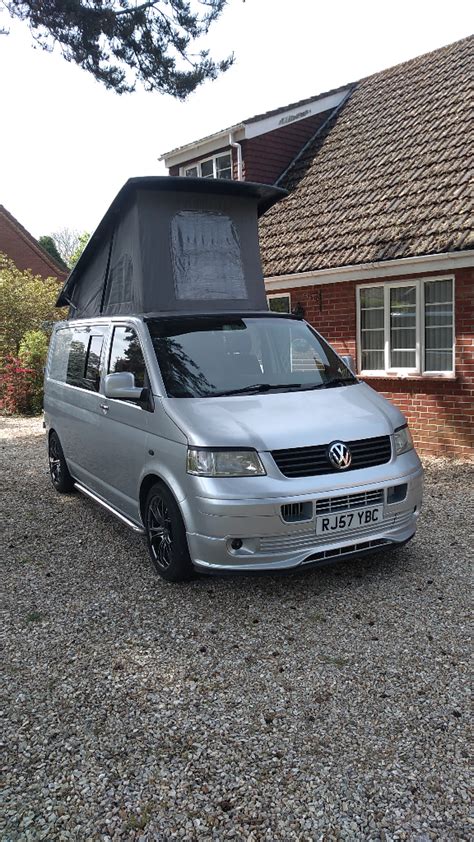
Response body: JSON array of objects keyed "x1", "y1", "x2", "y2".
[
  {"x1": 341, "y1": 355, "x2": 356, "y2": 374},
  {"x1": 104, "y1": 372, "x2": 147, "y2": 401}
]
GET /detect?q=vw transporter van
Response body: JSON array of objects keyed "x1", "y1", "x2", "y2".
[{"x1": 44, "y1": 177, "x2": 423, "y2": 581}]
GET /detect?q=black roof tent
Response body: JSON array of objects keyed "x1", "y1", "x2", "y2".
[{"x1": 56, "y1": 176, "x2": 287, "y2": 319}]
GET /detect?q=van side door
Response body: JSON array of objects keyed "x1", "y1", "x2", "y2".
[
  {"x1": 92, "y1": 324, "x2": 154, "y2": 522},
  {"x1": 51, "y1": 324, "x2": 109, "y2": 486}
]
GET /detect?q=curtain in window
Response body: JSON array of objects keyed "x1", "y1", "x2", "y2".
[
  {"x1": 425, "y1": 279, "x2": 453, "y2": 372},
  {"x1": 360, "y1": 287, "x2": 384, "y2": 370},
  {"x1": 390, "y1": 286, "x2": 416, "y2": 368}
]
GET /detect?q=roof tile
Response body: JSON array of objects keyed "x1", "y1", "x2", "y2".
[{"x1": 260, "y1": 36, "x2": 474, "y2": 275}]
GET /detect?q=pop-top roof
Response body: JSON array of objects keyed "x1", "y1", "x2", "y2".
[{"x1": 57, "y1": 176, "x2": 286, "y2": 318}]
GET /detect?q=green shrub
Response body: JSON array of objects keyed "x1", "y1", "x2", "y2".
[
  {"x1": 0, "y1": 253, "x2": 65, "y2": 359},
  {"x1": 18, "y1": 330, "x2": 49, "y2": 414}
]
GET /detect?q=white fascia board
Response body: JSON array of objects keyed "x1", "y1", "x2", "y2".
[
  {"x1": 264, "y1": 251, "x2": 474, "y2": 290},
  {"x1": 161, "y1": 126, "x2": 244, "y2": 168},
  {"x1": 244, "y1": 90, "x2": 350, "y2": 140}
]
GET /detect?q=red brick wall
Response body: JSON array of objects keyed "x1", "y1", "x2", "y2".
[
  {"x1": 168, "y1": 111, "x2": 332, "y2": 185},
  {"x1": 242, "y1": 111, "x2": 331, "y2": 184},
  {"x1": 0, "y1": 211, "x2": 66, "y2": 281},
  {"x1": 268, "y1": 267, "x2": 474, "y2": 458}
]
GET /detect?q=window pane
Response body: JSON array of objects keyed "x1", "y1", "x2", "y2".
[
  {"x1": 425, "y1": 279, "x2": 452, "y2": 304},
  {"x1": 360, "y1": 287, "x2": 384, "y2": 370},
  {"x1": 391, "y1": 350, "x2": 416, "y2": 368},
  {"x1": 215, "y1": 153, "x2": 232, "y2": 180},
  {"x1": 200, "y1": 159, "x2": 214, "y2": 178},
  {"x1": 109, "y1": 327, "x2": 145, "y2": 388},
  {"x1": 425, "y1": 305, "x2": 453, "y2": 326},
  {"x1": 49, "y1": 328, "x2": 73, "y2": 382},
  {"x1": 361, "y1": 328, "x2": 384, "y2": 350},
  {"x1": 362, "y1": 350, "x2": 384, "y2": 370},
  {"x1": 268, "y1": 295, "x2": 290, "y2": 313},
  {"x1": 425, "y1": 350, "x2": 452, "y2": 371},
  {"x1": 185, "y1": 166, "x2": 198, "y2": 177},
  {"x1": 84, "y1": 335, "x2": 103, "y2": 392},
  {"x1": 360, "y1": 287, "x2": 383, "y2": 308},
  {"x1": 171, "y1": 211, "x2": 246, "y2": 300},
  {"x1": 424, "y1": 279, "x2": 453, "y2": 372},
  {"x1": 66, "y1": 333, "x2": 88, "y2": 387},
  {"x1": 361, "y1": 308, "x2": 383, "y2": 329},
  {"x1": 390, "y1": 286, "x2": 416, "y2": 368}
]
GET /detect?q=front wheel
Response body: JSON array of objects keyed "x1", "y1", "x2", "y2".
[
  {"x1": 48, "y1": 431, "x2": 75, "y2": 493},
  {"x1": 145, "y1": 483, "x2": 193, "y2": 582}
]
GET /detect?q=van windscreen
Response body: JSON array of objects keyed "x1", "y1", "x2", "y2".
[
  {"x1": 147, "y1": 316, "x2": 357, "y2": 398},
  {"x1": 147, "y1": 316, "x2": 356, "y2": 398}
]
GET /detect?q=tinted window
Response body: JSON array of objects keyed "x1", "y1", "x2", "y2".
[
  {"x1": 66, "y1": 330, "x2": 104, "y2": 391},
  {"x1": 148, "y1": 316, "x2": 355, "y2": 398},
  {"x1": 84, "y1": 335, "x2": 104, "y2": 391},
  {"x1": 49, "y1": 328, "x2": 74, "y2": 382},
  {"x1": 108, "y1": 326, "x2": 145, "y2": 388}
]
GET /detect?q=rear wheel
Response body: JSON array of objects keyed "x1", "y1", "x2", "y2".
[
  {"x1": 48, "y1": 431, "x2": 75, "y2": 493},
  {"x1": 145, "y1": 483, "x2": 193, "y2": 582}
]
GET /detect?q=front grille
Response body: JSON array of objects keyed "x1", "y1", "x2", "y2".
[
  {"x1": 259, "y1": 510, "x2": 413, "y2": 555},
  {"x1": 303, "y1": 538, "x2": 391, "y2": 564},
  {"x1": 315, "y1": 489, "x2": 384, "y2": 515},
  {"x1": 272, "y1": 436, "x2": 392, "y2": 478},
  {"x1": 281, "y1": 501, "x2": 313, "y2": 522}
]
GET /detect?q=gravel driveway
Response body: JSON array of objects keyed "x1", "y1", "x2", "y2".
[{"x1": 1, "y1": 417, "x2": 472, "y2": 841}]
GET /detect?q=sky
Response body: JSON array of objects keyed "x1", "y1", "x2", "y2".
[{"x1": 0, "y1": 0, "x2": 472, "y2": 239}]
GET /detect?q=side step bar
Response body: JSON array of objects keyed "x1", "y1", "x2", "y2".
[{"x1": 74, "y1": 482, "x2": 145, "y2": 534}]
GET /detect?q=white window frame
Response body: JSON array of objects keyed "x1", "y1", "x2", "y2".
[
  {"x1": 180, "y1": 151, "x2": 233, "y2": 180},
  {"x1": 356, "y1": 275, "x2": 455, "y2": 377},
  {"x1": 267, "y1": 292, "x2": 291, "y2": 313}
]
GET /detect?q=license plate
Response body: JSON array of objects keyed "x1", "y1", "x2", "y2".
[{"x1": 316, "y1": 505, "x2": 383, "y2": 536}]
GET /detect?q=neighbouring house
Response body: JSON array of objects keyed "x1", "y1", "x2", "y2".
[
  {"x1": 161, "y1": 36, "x2": 473, "y2": 458},
  {"x1": 0, "y1": 205, "x2": 68, "y2": 281}
]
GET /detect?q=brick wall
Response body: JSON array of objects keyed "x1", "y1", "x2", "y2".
[
  {"x1": 267, "y1": 267, "x2": 474, "y2": 458},
  {"x1": 242, "y1": 111, "x2": 331, "y2": 184},
  {"x1": 0, "y1": 209, "x2": 66, "y2": 281},
  {"x1": 168, "y1": 110, "x2": 332, "y2": 185}
]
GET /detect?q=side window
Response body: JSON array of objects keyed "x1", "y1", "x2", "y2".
[
  {"x1": 48, "y1": 328, "x2": 74, "y2": 382},
  {"x1": 108, "y1": 326, "x2": 146, "y2": 388},
  {"x1": 66, "y1": 329, "x2": 104, "y2": 391}
]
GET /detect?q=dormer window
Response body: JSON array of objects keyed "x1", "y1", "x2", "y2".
[{"x1": 182, "y1": 152, "x2": 233, "y2": 180}]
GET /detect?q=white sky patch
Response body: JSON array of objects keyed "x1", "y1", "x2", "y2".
[{"x1": 0, "y1": 0, "x2": 472, "y2": 237}]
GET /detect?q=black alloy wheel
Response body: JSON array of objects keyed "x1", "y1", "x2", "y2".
[
  {"x1": 48, "y1": 431, "x2": 75, "y2": 493},
  {"x1": 145, "y1": 483, "x2": 193, "y2": 582}
]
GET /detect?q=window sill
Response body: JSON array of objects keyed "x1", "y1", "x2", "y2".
[{"x1": 360, "y1": 373, "x2": 457, "y2": 382}]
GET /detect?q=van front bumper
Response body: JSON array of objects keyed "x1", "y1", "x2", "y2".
[{"x1": 184, "y1": 465, "x2": 423, "y2": 573}]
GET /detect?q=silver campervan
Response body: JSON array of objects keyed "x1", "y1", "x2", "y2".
[{"x1": 44, "y1": 177, "x2": 423, "y2": 581}]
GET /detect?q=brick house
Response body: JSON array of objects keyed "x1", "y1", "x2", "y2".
[
  {"x1": 161, "y1": 37, "x2": 473, "y2": 458},
  {"x1": 0, "y1": 205, "x2": 67, "y2": 281}
]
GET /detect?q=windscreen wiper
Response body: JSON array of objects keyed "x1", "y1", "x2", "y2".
[
  {"x1": 300, "y1": 377, "x2": 354, "y2": 391},
  {"x1": 207, "y1": 383, "x2": 302, "y2": 397}
]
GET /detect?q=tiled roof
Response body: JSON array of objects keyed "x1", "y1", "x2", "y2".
[
  {"x1": 259, "y1": 37, "x2": 474, "y2": 276},
  {"x1": 0, "y1": 204, "x2": 68, "y2": 278}
]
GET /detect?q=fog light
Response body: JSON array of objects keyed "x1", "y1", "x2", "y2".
[
  {"x1": 387, "y1": 483, "x2": 408, "y2": 504},
  {"x1": 231, "y1": 538, "x2": 243, "y2": 550}
]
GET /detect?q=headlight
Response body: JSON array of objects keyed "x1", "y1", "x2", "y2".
[
  {"x1": 187, "y1": 448, "x2": 266, "y2": 477},
  {"x1": 394, "y1": 424, "x2": 414, "y2": 456}
]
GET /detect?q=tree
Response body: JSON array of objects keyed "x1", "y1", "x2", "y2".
[
  {"x1": 0, "y1": 253, "x2": 65, "y2": 359},
  {"x1": 2, "y1": 0, "x2": 233, "y2": 97},
  {"x1": 49, "y1": 227, "x2": 82, "y2": 267},
  {"x1": 70, "y1": 231, "x2": 91, "y2": 268},
  {"x1": 38, "y1": 235, "x2": 69, "y2": 271}
]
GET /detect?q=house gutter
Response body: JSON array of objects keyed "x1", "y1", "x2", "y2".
[
  {"x1": 264, "y1": 250, "x2": 474, "y2": 290},
  {"x1": 229, "y1": 131, "x2": 243, "y2": 180}
]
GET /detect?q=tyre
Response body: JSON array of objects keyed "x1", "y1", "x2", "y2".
[
  {"x1": 48, "y1": 431, "x2": 75, "y2": 493},
  {"x1": 144, "y1": 482, "x2": 193, "y2": 582}
]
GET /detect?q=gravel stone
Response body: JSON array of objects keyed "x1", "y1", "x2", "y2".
[{"x1": 1, "y1": 416, "x2": 472, "y2": 840}]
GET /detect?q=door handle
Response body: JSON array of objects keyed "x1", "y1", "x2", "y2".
[{"x1": 100, "y1": 403, "x2": 109, "y2": 414}]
